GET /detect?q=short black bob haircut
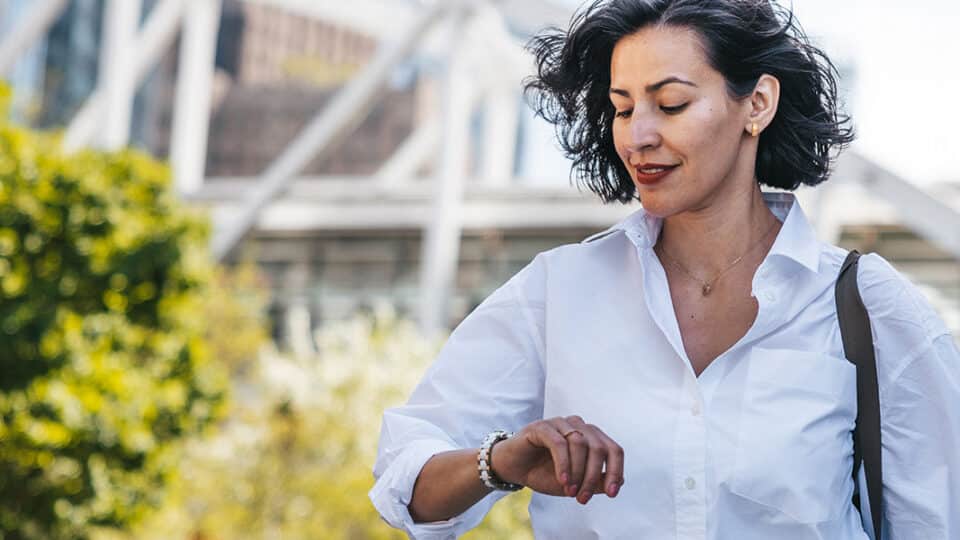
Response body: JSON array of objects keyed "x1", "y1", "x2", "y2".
[{"x1": 524, "y1": 0, "x2": 855, "y2": 204}]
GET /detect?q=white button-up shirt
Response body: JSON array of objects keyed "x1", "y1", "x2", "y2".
[{"x1": 370, "y1": 192, "x2": 960, "y2": 539}]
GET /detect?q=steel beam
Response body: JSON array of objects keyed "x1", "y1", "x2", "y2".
[
  {"x1": 418, "y1": 6, "x2": 475, "y2": 336},
  {"x1": 210, "y1": 2, "x2": 449, "y2": 261},
  {"x1": 97, "y1": 0, "x2": 142, "y2": 150},
  {"x1": 481, "y1": 87, "x2": 519, "y2": 186},
  {"x1": 0, "y1": 0, "x2": 67, "y2": 78},
  {"x1": 170, "y1": 0, "x2": 222, "y2": 195},
  {"x1": 188, "y1": 173, "x2": 959, "y2": 245},
  {"x1": 63, "y1": 0, "x2": 186, "y2": 151},
  {"x1": 472, "y1": 1, "x2": 527, "y2": 185},
  {"x1": 131, "y1": 0, "x2": 188, "y2": 84},
  {"x1": 846, "y1": 151, "x2": 960, "y2": 259},
  {"x1": 375, "y1": 116, "x2": 441, "y2": 183}
]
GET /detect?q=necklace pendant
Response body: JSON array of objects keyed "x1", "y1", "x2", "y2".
[{"x1": 701, "y1": 283, "x2": 712, "y2": 296}]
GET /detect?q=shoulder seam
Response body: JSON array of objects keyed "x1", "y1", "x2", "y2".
[
  {"x1": 858, "y1": 252, "x2": 937, "y2": 332},
  {"x1": 855, "y1": 252, "x2": 954, "y2": 399}
]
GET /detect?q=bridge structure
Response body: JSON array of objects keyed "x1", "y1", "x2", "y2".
[{"x1": 1, "y1": 0, "x2": 957, "y2": 339}]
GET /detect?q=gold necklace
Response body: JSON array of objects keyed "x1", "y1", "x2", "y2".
[{"x1": 657, "y1": 219, "x2": 780, "y2": 297}]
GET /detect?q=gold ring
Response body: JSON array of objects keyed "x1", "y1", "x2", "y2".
[{"x1": 562, "y1": 429, "x2": 583, "y2": 438}]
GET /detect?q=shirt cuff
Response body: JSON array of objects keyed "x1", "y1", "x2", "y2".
[{"x1": 369, "y1": 438, "x2": 464, "y2": 539}]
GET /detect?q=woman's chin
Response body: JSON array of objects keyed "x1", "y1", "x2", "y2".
[{"x1": 634, "y1": 191, "x2": 678, "y2": 218}]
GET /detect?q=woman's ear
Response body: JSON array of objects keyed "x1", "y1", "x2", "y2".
[{"x1": 746, "y1": 74, "x2": 780, "y2": 135}]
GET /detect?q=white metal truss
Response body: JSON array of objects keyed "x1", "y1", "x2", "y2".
[
  {"x1": 98, "y1": 0, "x2": 142, "y2": 150},
  {"x1": 191, "y1": 177, "x2": 638, "y2": 230},
  {"x1": 418, "y1": 4, "x2": 475, "y2": 335},
  {"x1": 414, "y1": 1, "x2": 533, "y2": 334},
  {"x1": 170, "y1": 0, "x2": 222, "y2": 194},
  {"x1": 63, "y1": 0, "x2": 188, "y2": 151},
  {"x1": 0, "y1": 0, "x2": 68, "y2": 78},
  {"x1": 813, "y1": 152, "x2": 960, "y2": 257},
  {"x1": 374, "y1": 116, "x2": 441, "y2": 183},
  {"x1": 208, "y1": 1, "x2": 450, "y2": 260}
]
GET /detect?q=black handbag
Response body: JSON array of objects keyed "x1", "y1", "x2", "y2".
[{"x1": 835, "y1": 249, "x2": 883, "y2": 538}]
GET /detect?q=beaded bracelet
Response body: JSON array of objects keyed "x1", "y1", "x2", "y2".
[{"x1": 478, "y1": 430, "x2": 523, "y2": 491}]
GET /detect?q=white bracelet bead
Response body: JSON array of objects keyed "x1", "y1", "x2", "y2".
[{"x1": 478, "y1": 430, "x2": 522, "y2": 491}]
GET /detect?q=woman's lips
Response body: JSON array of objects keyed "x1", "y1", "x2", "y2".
[{"x1": 635, "y1": 164, "x2": 679, "y2": 185}]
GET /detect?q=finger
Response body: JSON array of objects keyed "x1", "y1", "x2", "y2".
[
  {"x1": 532, "y1": 421, "x2": 571, "y2": 491},
  {"x1": 549, "y1": 417, "x2": 587, "y2": 496},
  {"x1": 593, "y1": 430, "x2": 625, "y2": 498},
  {"x1": 561, "y1": 416, "x2": 593, "y2": 496},
  {"x1": 574, "y1": 428, "x2": 608, "y2": 504}
]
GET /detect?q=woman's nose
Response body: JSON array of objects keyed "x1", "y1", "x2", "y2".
[{"x1": 626, "y1": 116, "x2": 662, "y2": 151}]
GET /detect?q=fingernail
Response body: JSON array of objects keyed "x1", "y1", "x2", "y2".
[
  {"x1": 567, "y1": 484, "x2": 579, "y2": 496},
  {"x1": 609, "y1": 483, "x2": 620, "y2": 497},
  {"x1": 560, "y1": 472, "x2": 569, "y2": 485}
]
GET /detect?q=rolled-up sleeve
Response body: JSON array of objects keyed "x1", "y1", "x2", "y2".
[{"x1": 369, "y1": 255, "x2": 547, "y2": 538}]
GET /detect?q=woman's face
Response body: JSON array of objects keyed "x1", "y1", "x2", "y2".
[{"x1": 610, "y1": 25, "x2": 756, "y2": 218}]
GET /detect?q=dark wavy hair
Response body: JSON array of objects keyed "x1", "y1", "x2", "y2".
[{"x1": 523, "y1": 0, "x2": 855, "y2": 204}]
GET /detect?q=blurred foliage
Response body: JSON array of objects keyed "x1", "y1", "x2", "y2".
[
  {"x1": 199, "y1": 263, "x2": 271, "y2": 378},
  {"x1": 103, "y1": 305, "x2": 533, "y2": 540},
  {"x1": 0, "y1": 86, "x2": 228, "y2": 539},
  {"x1": 0, "y1": 86, "x2": 10, "y2": 120},
  {"x1": 0, "y1": 83, "x2": 530, "y2": 538}
]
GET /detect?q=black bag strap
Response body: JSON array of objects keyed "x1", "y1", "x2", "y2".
[{"x1": 835, "y1": 250, "x2": 883, "y2": 538}]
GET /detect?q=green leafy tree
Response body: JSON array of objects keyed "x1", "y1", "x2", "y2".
[{"x1": 0, "y1": 86, "x2": 227, "y2": 539}]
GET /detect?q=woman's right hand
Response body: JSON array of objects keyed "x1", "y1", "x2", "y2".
[{"x1": 490, "y1": 416, "x2": 625, "y2": 505}]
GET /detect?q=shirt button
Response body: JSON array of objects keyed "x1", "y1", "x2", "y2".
[
  {"x1": 685, "y1": 477, "x2": 696, "y2": 490},
  {"x1": 691, "y1": 403, "x2": 701, "y2": 416},
  {"x1": 763, "y1": 291, "x2": 777, "y2": 303}
]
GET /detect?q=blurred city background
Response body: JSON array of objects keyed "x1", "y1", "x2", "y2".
[{"x1": 0, "y1": 0, "x2": 957, "y2": 538}]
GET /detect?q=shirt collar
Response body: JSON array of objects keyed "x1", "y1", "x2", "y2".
[{"x1": 607, "y1": 191, "x2": 822, "y2": 274}]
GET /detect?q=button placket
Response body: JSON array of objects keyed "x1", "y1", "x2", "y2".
[{"x1": 673, "y1": 376, "x2": 707, "y2": 539}]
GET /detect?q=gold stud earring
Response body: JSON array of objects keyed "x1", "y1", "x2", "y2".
[{"x1": 751, "y1": 122, "x2": 759, "y2": 137}]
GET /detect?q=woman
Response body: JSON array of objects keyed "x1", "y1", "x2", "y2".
[{"x1": 370, "y1": 0, "x2": 960, "y2": 538}]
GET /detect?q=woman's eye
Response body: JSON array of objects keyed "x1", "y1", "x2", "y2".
[
  {"x1": 615, "y1": 109, "x2": 632, "y2": 119},
  {"x1": 661, "y1": 103, "x2": 689, "y2": 114}
]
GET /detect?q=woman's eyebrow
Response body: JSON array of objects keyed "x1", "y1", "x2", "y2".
[{"x1": 609, "y1": 76, "x2": 698, "y2": 97}]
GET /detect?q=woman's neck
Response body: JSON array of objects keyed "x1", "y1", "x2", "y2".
[{"x1": 654, "y1": 185, "x2": 781, "y2": 277}]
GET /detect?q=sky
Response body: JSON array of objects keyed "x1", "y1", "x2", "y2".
[{"x1": 523, "y1": 0, "x2": 960, "y2": 186}]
